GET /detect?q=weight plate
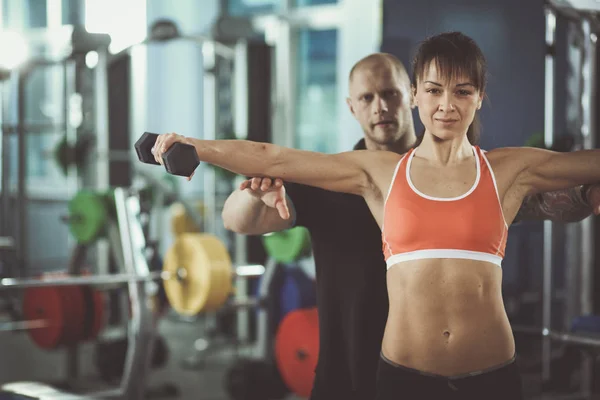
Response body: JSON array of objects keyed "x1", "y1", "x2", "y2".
[
  {"x1": 162, "y1": 233, "x2": 233, "y2": 316},
  {"x1": 68, "y1": 190, "x2": 108, "y2": 244},
  {"x1": 275, "y1": 307, "x2": 319, "y2": 397},
  {"x1": 22, "y1": 287, "x2": 66, "y2": 349},
  {"x1": 59, "y1": 285, "x2": 83, "y2": 346},
  {"x1": 262, "y1": 227, "x2": 311, "y2": 263}
]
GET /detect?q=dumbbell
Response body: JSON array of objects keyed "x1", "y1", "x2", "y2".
[{"x1": 134, "y1": 132, "x2": 200, "y2": 177}]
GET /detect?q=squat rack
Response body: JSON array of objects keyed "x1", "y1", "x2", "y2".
[{"x1": 512, "y1": 2, "x2": 600, "y2": 398}]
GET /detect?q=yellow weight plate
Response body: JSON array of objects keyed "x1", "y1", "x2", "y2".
[
  {"x1": 163, "y1": 233, "x2": 233, "y2": 316},
  {"x1": 170, "y1": 202, "x2": 204, "y2": 237}
]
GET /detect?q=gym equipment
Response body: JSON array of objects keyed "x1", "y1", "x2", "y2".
[
  {"x1": 162, "y1": 232, "x2": 265, "y2": 316},
  {"x1": 262, "y1": 227, "x2": 312, "y2": 263},
  {"x1": 223, "y1": 358, "x2": 288, "y2": 400},
  {"x1": 94, "y1": 335, "x2": 169, "y2": 383},
  {"x1": 53, "y1": 134, "x2": 94, "y2": 176},
  {"x1": 535, "y1": 4, "x2": 599, "y2": 395},
  {"x1": 274, "y1": 307, "x2": 319, "y2": 397},
  {"x1": 278, "y1": 266, "x2": 317, "y2": 322},
  {"x1": 22, "y1": 285, "x2": 104, "y2": 350},
  {"x1": 63, "y1": 190, "x2": 113, "y2": 244},
  {"x1": 1, "y1": 382, "x2": 90, "y2": 399},
  {"x1": 134, "y1": 131, "x2": 200, "y2": 177},
  {"x1": 169, "y1": 201, "x2": 204, "y2": 236},
  {"x1": 0, "y1": 189, "x2": 160, "y2": 400},
  {"x1": 50, "y1": 134, "x2": 138, "y2": 175},
  {"x1": 2, "y1": 235, "x2": 265, "y2": 316}
]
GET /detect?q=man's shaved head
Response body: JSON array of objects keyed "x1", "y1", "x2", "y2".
[
  {"x1": 346, "y1": 53, "x2": 415, "y2": 151},
  {"x1": 349, "y1": 53, "x2": 410, "y2": 89}
]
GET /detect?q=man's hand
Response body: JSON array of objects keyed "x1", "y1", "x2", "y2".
[
  {"x1": 516, "y1": 182, "x2": 600, "y2": 223},
  {"x1": 586, "y1": 184, "x2": 600, "y2": 215},
  {"x1": 240, "y1": 177, "x2": 290, "y2": 220}
]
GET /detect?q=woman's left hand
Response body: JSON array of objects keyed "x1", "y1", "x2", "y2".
[{"x1": 151, "y1": 132, "x2": 196, "y2": 181}]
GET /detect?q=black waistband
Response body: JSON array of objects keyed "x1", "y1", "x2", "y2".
[{"x1": 380, "y1": 352, "x2": 516, "y2": 380}]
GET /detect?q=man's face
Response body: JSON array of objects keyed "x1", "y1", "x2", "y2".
[{"x1": 346, "y1": 63, "x2": 413, "y2": 146}]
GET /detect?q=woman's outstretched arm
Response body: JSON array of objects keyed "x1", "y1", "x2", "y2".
[
  {"x1": 498, "y1": 147, "x2": 600, "y2": 195},
  {"x1": 152, "y1": 133, "x2": 397, "y2": 196}
]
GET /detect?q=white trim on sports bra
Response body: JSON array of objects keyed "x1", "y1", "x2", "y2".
[
  {"x1": 386, "y1": 249, "x2": 503, "y2": 269},
  {"x1": 406, "y1": 146, "x2": 481, "y2": 202}
]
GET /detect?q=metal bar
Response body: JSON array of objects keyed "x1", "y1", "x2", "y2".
[
  {"x1": 16, "y1": 70, "x2": 27, "y2": 276},
  {"x1": 0, "y1": 271, "x2": 161, "y2": 289},
  {"x1": 224, "y1": 296, "x2": 265, "y2": 310},
  {"x1": 578, "y1": 17, "x2": 596, "y2": 397},
  {"x1": 1, "y1": 122, "x2": 66, "y2": 134},
  {"x1": 234, "y1": 264, "x2": 265, "y2": 277},
  {"x1": 109, "y1": 34, "x2": 235, "y2": 62},
  {"x1": 513, "y1": 324, "x2": 600, "y2": 347},
  {"x1": 580, "y1": 20, "x2": 596, "y2": 315},
  {"x1": 0, "y1": 319, "x2": 49, "y2": 331},
  {"x1": 94, "y1": 47, "x2": 111, "y2": 284},
  {"x1": 542, "y1": 6, "x2": 557, "y2": 382},
  {"x1": 202, "y1": 42, "x2": 217, "y2": 235},
  {"x1": 0, "y1": 80, "x2": 8, "y2": 239},
  {"x1": 549, "y1": 331, "x2": 600, "y2": 347},
  {"x1": 254, "y1": 257, "x2": 278, "y2": 359},
  {"x1": 114, "y1": 188, "x2": 156, "y2": 400},
  {"x1": 159, "y1": 264, "x2": 265, "y2": 282}
]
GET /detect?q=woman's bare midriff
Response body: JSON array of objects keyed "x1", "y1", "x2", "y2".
[{"x1": 381, "y1": 258, "x2": 515, "y2": 377}]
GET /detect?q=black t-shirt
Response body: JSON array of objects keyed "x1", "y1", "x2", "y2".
[{"x1": 285, "y1": 139, "x2": 388, "y2": 399}]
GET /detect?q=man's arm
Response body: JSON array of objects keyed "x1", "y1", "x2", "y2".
[{"x1": 514, "y1": 185, "x2": 592, "y2": 223}]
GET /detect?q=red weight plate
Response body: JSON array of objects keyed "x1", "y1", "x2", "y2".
[
  {"x1": 22, "y1": 287, "x2": 66, "y2": 349},
  {"x1": 88, "y1": 288, "x2": 105, "y2": 340},
  {"x1": 274, "y1": 307, "x2": 319, "y2": 397},
  {"x1": 61, "y1": 286, "x2": 85, "y2": 345}
]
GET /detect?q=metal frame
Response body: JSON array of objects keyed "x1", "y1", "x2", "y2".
[
  {"x1": 0, "y1": 188, "x2": 158, "y2": 400},
  {"x1": 525, "y1": 3, "x2": 600, "y2": 397},
  {"x1": 542, "y1": 6, "x2": 557, "y2": 382}
]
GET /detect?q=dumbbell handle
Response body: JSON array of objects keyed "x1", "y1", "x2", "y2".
[{"x1": 135, "y1": 132, "x2": 200, "y2": 177}]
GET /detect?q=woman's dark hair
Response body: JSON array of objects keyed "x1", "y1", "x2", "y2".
[{"x1": 411, "y1": 32, "x2": 487, "y2": 145}]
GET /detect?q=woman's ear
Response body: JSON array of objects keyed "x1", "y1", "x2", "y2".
[{"x1": 411, "y1": 85, "x2": 417, "y2": 109}]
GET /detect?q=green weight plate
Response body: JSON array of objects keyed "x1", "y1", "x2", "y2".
[
  {"x1": 68, "y1": 190, "x2": 108, "y2": 244},
  {"x1": 262, "y1": 227, "x2": 311, "y2": 263}
]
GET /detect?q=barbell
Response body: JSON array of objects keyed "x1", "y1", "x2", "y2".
[{"x1": 1, "y1": 233, "x2": 266, "y2": 345}]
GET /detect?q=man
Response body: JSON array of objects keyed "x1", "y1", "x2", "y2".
[{"x1": 221, "y1": 53, "x2": 600, "y2": 400}]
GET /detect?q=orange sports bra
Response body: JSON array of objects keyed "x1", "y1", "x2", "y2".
[{"x1": 382, "y1": 146, "x2": 508, "y2": 269}]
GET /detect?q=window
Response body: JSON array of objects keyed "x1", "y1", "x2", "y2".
[
  {"x1": 85, "y1": 0, "x2": 146, "y2": 54},
  {"x1": 294, "y1": 28, "x2": 338, "y2": 153},
  {"x1": 227, "y1": 0, "x2": 280, "y2": 16},
  {"x1": 293, "y1": 0, "x2": 338, "y2": 7},
  {"x1": 6, "y1": 64, "x2": 71, "y2": 193}
]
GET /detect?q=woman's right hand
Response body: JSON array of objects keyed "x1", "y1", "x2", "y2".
[{"x1": 240, "y1": 177, "x2": 290, "y2": 220}]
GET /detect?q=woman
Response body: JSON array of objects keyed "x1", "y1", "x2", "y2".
[{"x1": 152, "y1": 32, "x2": 599, "y2": 399}]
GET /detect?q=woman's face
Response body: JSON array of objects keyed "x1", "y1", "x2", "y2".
[{"x1": 413, "y1": 61, "x2": 483, "y2": 142}]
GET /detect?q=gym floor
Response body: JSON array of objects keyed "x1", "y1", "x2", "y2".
[
  {"x1": 151, "y1": 313, "x2": 303, "y2": 400},
  {"x1": 0, "y1": 309, "x2": 304, "y2": 400},
  {"x1": 0, "y1": 310, "x2": 595, "y2": 399}
]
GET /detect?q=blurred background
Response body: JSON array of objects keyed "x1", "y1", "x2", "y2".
[{"x1": 0, "y1": 0, "x2": 598, "y2": 399}]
